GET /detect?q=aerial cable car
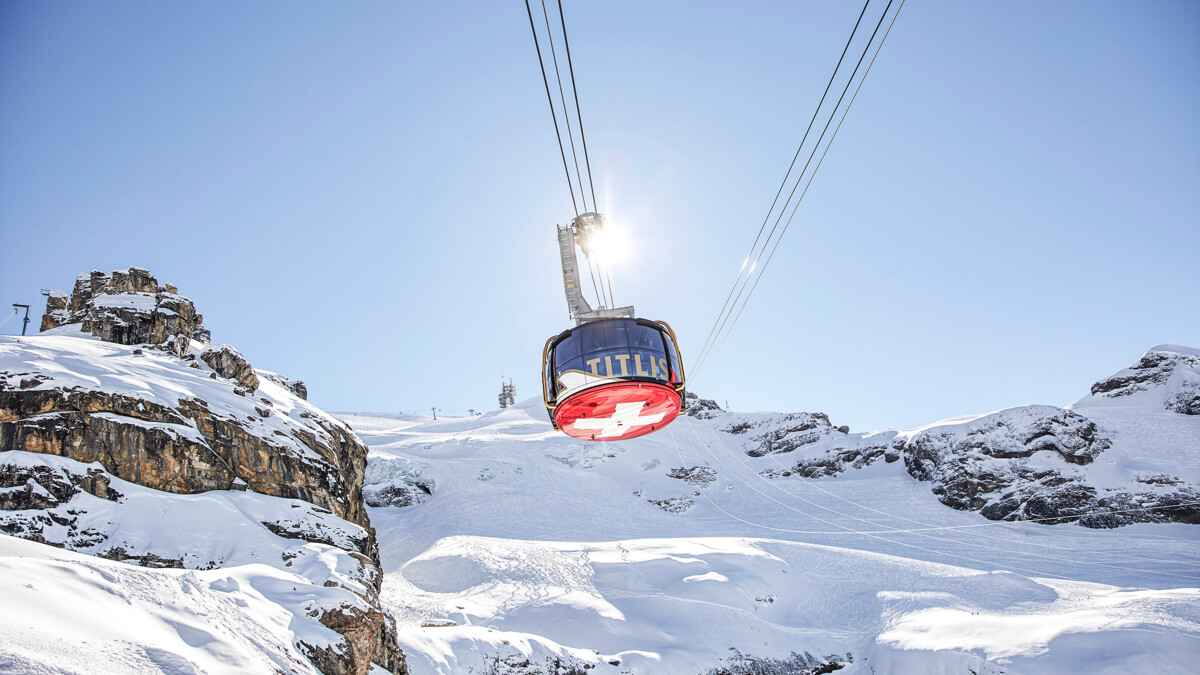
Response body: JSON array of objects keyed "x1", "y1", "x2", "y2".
[{"x1": 542, "y1": 212, "x2": 686, "y2": 441}]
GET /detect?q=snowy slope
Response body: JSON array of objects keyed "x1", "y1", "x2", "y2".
[
  {"x1": 1069, "y1": 344, "x2": 1200, "y2": 484},
  {"x1": 345, "y1": 350, "x2": 1200, "y2": 675},
  {"x1": 1, "y1": 330, "x2": 405, "y2": 674},
  {"x1": 0, "y1": 452, "x2": 385, "y2": 674},
  {"x1": 2, "y1": 335, "x2": 1195, "y2": 674},
  {"x1": 383, "y1": 535, "x2": 1199, "y2": 675},
  {"x1": 0, "y1": 533, "x2": 372, "y2": 675}
]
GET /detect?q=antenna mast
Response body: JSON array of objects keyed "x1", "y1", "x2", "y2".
[{"x1": 498, "y1": 375, "x2": 516, "y2": 408}]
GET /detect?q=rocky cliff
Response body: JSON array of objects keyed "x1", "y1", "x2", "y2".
[
  {"x1": 2, "y1": 332, "x2": 368, "y2": 530},
  {"x1": 1, "y1": 268, "x2": 406, "y2": 675}
]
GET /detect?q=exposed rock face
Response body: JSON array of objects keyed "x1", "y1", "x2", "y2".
[
  {"x1": 648, "y1": 495, "x2": 695, "y2": 514},
  {"x1": 750, "y1": 346, "x2": 1200, "y2": 528},
  {"x1": 309, "y1": 605, "x2": 407, "y2": 675},
  {"x1": 760, "y1": 404, "x2": 1198, "y2": 527},
  {"x1": 40, "y1": 267, "x2": 210, "y2": 345},
  {"x1": 201, "y1": 344, "x2": 261, "y2": 390},
  {"x1": 744, "y1": 412, "x2": 845, "y2": 458},
  {"x1": 0, "y1": 459, "x2": 122, "y2": 513},
  {"x1": 40, "y1": 290, "x2": 69, "y2": 330},
  {"x1": 1091, "y1": 346, "x2": 1200, "y2": 415},
  {"x1": 668, "y1": 465, "x2": 717, "y2": 488},
  {"x1": 683, "y1": 392, "x2": 723, "y2": 420},
  {"x1": 0, "y1": 371, "x2": 368, "y2": 529},
  {"x1": 899, "y1": 407, "x2": 1114, "y2": 518},
  {"x1": 5, "y1": 267, "x2": 408, "y2": 675}
]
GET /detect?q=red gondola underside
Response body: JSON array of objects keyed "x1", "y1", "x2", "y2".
[{"x1": 553, "y1": 381, "x2": 682, "y2": 441}]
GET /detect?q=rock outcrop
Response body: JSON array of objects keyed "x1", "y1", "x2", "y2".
[
  {"x1": 201, "y1": 343, "x2": 261, "y2": 390},
  {"x1": 683, "y1": 392, "x2": 723, "y2": 420},
  {"x1": 743, "y1": 412, "x2": 847, "y2": 458},
  {"x1": 1090, "y1": 345, "x2": 1200, "y2": 415},
  {"x1": 748, "y1": 345, "x2": 1200, "y2": 528},
  {"x1": 0, "y1": 345, "x2": 369, "y2": 529},
  {"x1": 41, "y1": 267, "x2": 211, "y2": 345},
  {"x1": 3, "y1": 268, "x2": 407, "y2": 674}
]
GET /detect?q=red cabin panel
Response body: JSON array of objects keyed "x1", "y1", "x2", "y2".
[{"x1": 554, "y1": 381, "x2": 682, "y2": 441}]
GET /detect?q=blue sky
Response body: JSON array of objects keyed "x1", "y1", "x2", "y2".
[{"x1": 2, "y1": 1, "x2": 1197, "y2": 432}]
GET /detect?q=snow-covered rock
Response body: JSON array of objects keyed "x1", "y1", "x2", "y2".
[
  {"x1": 0, "y1": 335, "x2": 372, "y2": 528},
  {"x1": 1087, "y1": 344, "x2": 1200, "y2": 415},
  {"x1": 200, "y1": 342, "x2": 261, "y2": 390},
  {"x1": 40, "y1": 267, "x2": 210, "y2": 345},
  {"x1": 758, "y1": 345, "x2": 1200, "y2": 527},
  {"x1": 1, "y1": 296, "x2": 409, "y2": 674},
  {"x1": 264, "y1": 369, "x2": 311, "y2": 401}
]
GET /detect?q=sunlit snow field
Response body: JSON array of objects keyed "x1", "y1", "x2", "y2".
[{"x1": 343, "y1": 398, "x2": 1200, "y2": 674}]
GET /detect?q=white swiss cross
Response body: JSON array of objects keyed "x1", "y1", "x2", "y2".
[{"x1": 572, "y1": 401, "x2": 666, "y2": 438}]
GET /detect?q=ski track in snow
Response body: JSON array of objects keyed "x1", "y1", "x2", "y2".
[{"x1": 343, "y1": 394, "x2": 1200, "y2": 674}]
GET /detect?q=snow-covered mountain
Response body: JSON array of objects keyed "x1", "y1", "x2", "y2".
[
  {"x1": 1, "y1": 269, "x2": 407, "y2": 674},
  {"x1": 752, "y1": 344, "x2": 1200, "y2": 527},
  {"x1": 351, "y1": 345, "x2": 1199, "y2": 673},
  {"x1": 2, "y1": 272, "x2": 1197, "y2": 675}
]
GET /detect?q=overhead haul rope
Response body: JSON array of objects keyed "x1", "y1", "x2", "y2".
[
  {"x1": 697, "y1": 0, "x2": 904, "y2": 383},
  {"x1": 692, "y1": 0, "x2": 903, "y2": 385},
  {"x1": 691, "y1": 0, "x2": 874, "y2": 375},
  {"x1": 586, "y1": 259, "x2": 605, "y2": 308},
  {"x1": 558, "y1": 0, "x2": 599, "y2": 212},
  {"x1": 527, "y1": 0, "x2": 619, "y2": 310},
  {"x1": 0, "y1": 308, "x2": 18, "y2": 331},
  {"x1": 540, "y1": 0, "x2": 590, "y2": 213},
  {"x1": 689, "y1": 414, "x2": 1200, "y2": 573},
  {"x1": 669, "y1": 424, "x2": 1200, "y2": 582},
  {"x1": 525, "y1": 0, "x2": 579, "y2": 216},
  {"x1": 555, "y1": 0, "x2": 615, "y2": 309}
]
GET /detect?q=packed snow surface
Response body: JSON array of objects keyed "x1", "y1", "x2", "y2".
[{"x1": 346, "y1": 390, "x2": 1200, "y2": 674}]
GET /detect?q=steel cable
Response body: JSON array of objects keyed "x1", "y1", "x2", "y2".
[
  {"x1": 524, "y1": 0, "x2": 579, "y2": 215},
  {"x1": 557, "y1": 0, "x2": 599, "y2": 213},
  {"x1": 700, "y1": 0, "x2": 902, "y2": 384},
  {"x1": 694, "y1": 0, "x2": 905, "y2": 385},
  {"x1": 540, "y1": 0, "x2": 590, "y2": 212},
  {"x1": 690, "y1": 0, "x2": 874, "y2": 375}
]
